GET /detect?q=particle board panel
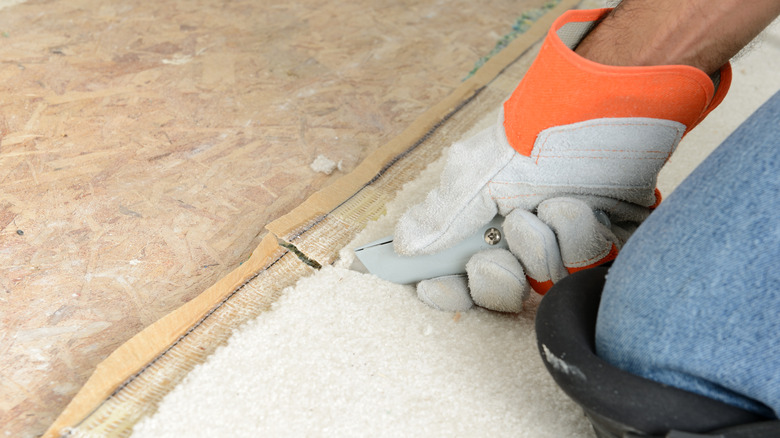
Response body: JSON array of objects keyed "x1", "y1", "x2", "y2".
[
  {"x1": 1, "y1": 0, "x2": 556, "y2": 436},
  {"x1": 43, "y1": 1, "x2": 580, "y2": 435}
]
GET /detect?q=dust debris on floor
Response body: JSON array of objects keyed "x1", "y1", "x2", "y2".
[{"x1": 310, "y1": 154, "x2": 343, "y2": 175}]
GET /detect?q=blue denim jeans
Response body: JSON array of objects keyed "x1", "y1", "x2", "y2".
[{"x1": 595, "y1": 90, "x2": 780, "y2": 418}]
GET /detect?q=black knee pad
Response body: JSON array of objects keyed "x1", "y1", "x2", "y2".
[{"x1": 535, "y1": 267, "x2": 778, "y2": 438}]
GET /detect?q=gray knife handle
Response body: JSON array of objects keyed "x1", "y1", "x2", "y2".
[{"x1": 353, "y1": 216, "x2": 507, "y2": 285}]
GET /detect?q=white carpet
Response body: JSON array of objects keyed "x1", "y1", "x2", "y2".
[{"x1": 131, "y1": 20, "x2": 780, "y2": 438}]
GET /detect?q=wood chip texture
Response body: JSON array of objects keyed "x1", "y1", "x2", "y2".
[{"x1": 0, "y1": 0, "x2": 555, "y2": 436}]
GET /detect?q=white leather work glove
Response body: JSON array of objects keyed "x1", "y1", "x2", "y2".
[{"x1": 393, "y1": 8, "x2": 731, "y2": 312}]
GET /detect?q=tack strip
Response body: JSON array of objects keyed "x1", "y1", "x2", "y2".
[{"x1": 45, "y1": 1, "x2": 578, "y2": 436}]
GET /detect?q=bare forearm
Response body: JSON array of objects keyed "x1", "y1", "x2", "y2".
[{"x1": 575, "y1": 0, "x2": 780, "y2": 74}]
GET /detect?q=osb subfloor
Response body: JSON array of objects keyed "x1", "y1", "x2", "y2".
[{"x1": 0, "y1": 0, "x2": 551, "y2": 436}]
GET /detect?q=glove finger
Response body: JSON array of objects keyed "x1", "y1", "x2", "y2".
[
  {"x1": 417, "y1": 275, "x2": 474, "y2": 312},
  {"x1": 562, "y1": 194, "x2": 651, "y2": 225},
  {"x1": 503, "y1": 208, "x2": 567, "y2": 294},
  {"x1": 466, "y1": 249, "x2": 529, "y2": 313},
  {"x1": 536, "y1": 197, "x2": 620, "y2": 273},
  {"x1": 394, "y1": 125, "x2": 515, "y2": 256},
  {"x1": 610, "y1": 221, "x2": 638, "y2": 245}
]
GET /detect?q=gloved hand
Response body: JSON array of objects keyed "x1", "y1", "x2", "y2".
[{"x1": 393, "y1": 8, "x2": 731, "y2": 313}]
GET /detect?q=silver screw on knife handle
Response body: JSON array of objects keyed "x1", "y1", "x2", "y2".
[{"x1": 484, "y1": 227, "x2": 502, "y2": 245}]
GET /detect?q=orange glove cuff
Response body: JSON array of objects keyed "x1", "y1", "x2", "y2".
[{"x1": 503, "y1": 8, "x2": 731, "y2": 157}]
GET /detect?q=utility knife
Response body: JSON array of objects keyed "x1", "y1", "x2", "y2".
[{"x1": 351, "y1": 216, "x2": 507, "y2": 284}]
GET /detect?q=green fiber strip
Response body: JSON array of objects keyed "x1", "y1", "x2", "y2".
[{"x1": 464, "y1": 0, "x2": 561, "y2": 80}]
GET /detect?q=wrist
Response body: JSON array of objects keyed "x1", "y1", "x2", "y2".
[
  {"x1": 503, "y1": 8, "x2": 730, "y2": 157},
  {"x1": 574, "y1": 0, "x2": 780, "y2": 75}
]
